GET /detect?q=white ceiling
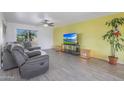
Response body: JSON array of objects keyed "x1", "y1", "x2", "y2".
[{"x1": 3, "y1": 12, "x2": 115, "y2": 27}]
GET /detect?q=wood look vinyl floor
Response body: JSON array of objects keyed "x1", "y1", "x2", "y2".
[{"x1": 0, "y1": 49, "x2": 124, "y2": 81}]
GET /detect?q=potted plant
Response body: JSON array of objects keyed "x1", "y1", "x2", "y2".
[{"x1": 103, "y1": 17, "x2": 124, "y2": 64}]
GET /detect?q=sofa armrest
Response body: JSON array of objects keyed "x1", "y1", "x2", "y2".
[
  {"x1": 27, "y1": 47, "x2": 41, "y2": 51},
  {"x1": 26, "y1": 55, "x2": 49, "y2": 64},
  {"x1": 25, "y1": 50, "x2": 41, "y2": 58}
]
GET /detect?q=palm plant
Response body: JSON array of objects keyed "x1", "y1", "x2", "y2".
[
  {"x1": 29, "y1": 31, "x2": 37, "y2": 41},
  {"x1": 103, "y1": 17, "x2": 124, "y2": 64}
]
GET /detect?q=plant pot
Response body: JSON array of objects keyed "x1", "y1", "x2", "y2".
[{"x1": 108, "y1": 56, "x2": 118, "y2": 65}]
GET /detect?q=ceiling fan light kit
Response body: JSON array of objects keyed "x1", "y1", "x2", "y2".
[
  {"x1": 40, "y1": 14, "x2": 54, "y2": 27},
  {"x1": 43, "y1": 23, "x2": 48, "y2": 27}
]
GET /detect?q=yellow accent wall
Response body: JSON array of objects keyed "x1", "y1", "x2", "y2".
[{"x1": 53, "y1": 13, "x2": 124, "y2": 62}]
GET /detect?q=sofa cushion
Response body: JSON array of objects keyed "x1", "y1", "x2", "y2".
[
  {"x1": 12, "y1": 50, "x2": 26, "y2": 66},
  {"x1": 6, "y1": 44, "x2": 12, "y2": 53},
  {"x1": 12, "y1": 45, "x2": 28, "y2": 66},
  {"x1": 11, "y1": 44, "x2": 24, "y2": 52}
]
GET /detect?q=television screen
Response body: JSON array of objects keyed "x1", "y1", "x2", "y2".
[{"x1": 63, "y1": 33, "x2": 77, "y2": 44}]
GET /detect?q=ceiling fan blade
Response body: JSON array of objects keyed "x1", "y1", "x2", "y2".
[{"x1": 48, "y1": 23, "x2": 54, "y2": 26}]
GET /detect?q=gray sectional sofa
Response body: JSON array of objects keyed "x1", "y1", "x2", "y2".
[{"x1": 2, "y1": 43, "x2": 49, "y2": 79}]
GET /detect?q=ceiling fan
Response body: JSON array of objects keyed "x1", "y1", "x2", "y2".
[{"x1": 39, "y1": 14, "x2": 54, "y2": 27}]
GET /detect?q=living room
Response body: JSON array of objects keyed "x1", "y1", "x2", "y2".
[
  {"x1": 1, "y1": 0, "x2": 124, "y2": 93},
  {"x1": 1, "y1": 12, "x2": 124, "y2": 81}
]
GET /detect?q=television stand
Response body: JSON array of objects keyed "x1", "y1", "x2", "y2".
[{"x1": 63, "y1": 44, "x2": 80, "y2": 55}]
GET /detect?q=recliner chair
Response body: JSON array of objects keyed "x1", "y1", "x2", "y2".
[
  {"x1": 2, "y1": 44, "x2": 18, "y2": 70},
  {"x1": 12, "y1": 45, "x2": 49, "y2": 79}
]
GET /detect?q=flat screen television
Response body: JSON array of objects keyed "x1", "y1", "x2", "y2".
[{"x1": 63, "y1": 33, "x2": 77, "y2": 45}]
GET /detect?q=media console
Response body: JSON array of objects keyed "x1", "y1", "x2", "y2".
[{"x1": 63, "y1": 44, "x2": 80, "y2": 55}]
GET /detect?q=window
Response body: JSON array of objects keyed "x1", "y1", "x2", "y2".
[{"x1": 16, "y1": 29, "x2": 38, "y2": 44}]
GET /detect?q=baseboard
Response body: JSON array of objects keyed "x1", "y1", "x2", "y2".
[
  {"x1": 91, "y1": 57, "x2": 108, "y2": 62},
  {"x1": 91, "y1": 57, "x2": 124, "y2": 64},
  {"x1": 118, "y1": 60, "x2": 124, "y2": 64}
]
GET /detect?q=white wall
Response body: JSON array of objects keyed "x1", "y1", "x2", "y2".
[
  {"x1": 0, "y1": 13, "x2": 3, "y2": 45},
  {"x1": 0, "y1": 13, "x2": 6, "y2": 67},
  {"x1": 0, "y1": 13, "x2": 3, "y2": 66},
  {"x1": 6, "y1": 22, "x2": 53, "y2": 49},
  {"x1": 0, "y1": 13, "x2": 6, "y2": 45},
  {"x1": 37, "y1": 27, "x2": 53, "y2": 49}
]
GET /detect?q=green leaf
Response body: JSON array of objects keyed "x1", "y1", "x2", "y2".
[{"x1": 120, "y1": 38, "x2": 124, "y2": 42}]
